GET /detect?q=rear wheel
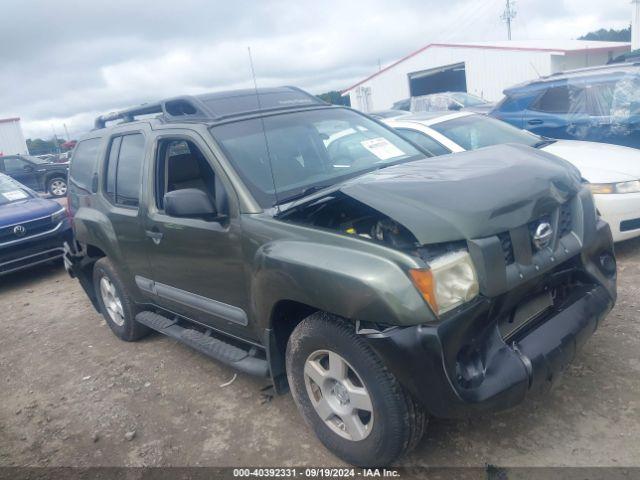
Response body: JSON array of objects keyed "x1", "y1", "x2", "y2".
[
  {"x1": 286, "y1": 312, "x2": 427, "y2": 466},
  {"x1": 93, "y1": 258, "x2": 150, "y2": 341},
  {"x1": 47, "y1": 177, "x2": 67, "y2": 197}
]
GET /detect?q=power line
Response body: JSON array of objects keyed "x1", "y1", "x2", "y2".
[
  {"x1": 501, "y1": 0, "x2": 517, "y2": 40},
  {"x1": 440, "y1": 0, "x2": 499, "y2": 43}
]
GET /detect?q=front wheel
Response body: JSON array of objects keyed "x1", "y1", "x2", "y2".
[
  {"x1": 286, "y1": 312, "x2": 427, "y2": 466},
  {"x1": 93, "y1": 258, "x2": 150, "y2": 341},
  {"x1": 47, "y1": 177, "x2": 68, "y2": 197}
]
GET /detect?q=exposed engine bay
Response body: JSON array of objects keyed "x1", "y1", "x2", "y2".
[
  {"x1": 278, "y1": 193, "x2": 465, "y2": 261},
  {"x1": 279, "y1": 193, "x2": 416, "y2": 248}
]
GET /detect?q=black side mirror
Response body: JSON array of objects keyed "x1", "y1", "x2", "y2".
[
  {"x1": 23, "y1": 164, "x2": 34, "y2": 172},
  {"x1": 164, "y1": 188, "x2": 218, "y2": 219}
]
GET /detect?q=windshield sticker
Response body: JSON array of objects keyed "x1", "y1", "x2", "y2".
[
  {"x1": 3, "y1": 190, "x2": 28, "y2": 201},
  {"x1": 360, "y1": 137, "x2": 405, "y2": 161}
]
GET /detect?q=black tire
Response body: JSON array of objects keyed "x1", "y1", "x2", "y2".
[
  {"x1": 92, "y1": 257, "x2": 150, "y2": 342},
  {"x1": 47, "y1": 177, "x2": 68, "y2": 198},
  {"x1": 286, "y1": 312, "x2": 427, "y2": 466}
]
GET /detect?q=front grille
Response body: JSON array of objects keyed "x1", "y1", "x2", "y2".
[
  {"x1": 495, "y1": 198, "x2": 574, "y2": 265},
  {"x1": 498, "y1": 232, "x2": 515, "y2": 265},
  {"x1": 0, "y1": 215, "x2": 55, "y2": 244},
  {"x1": 558, "y1": 201, "x2": 572, "y2": 237}
]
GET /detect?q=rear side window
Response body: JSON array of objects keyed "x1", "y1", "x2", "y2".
[
  {"x1": 531, "y1": 85, "x2": 571, "y2": 113},
  {"x1": 104, "y1": 133, "x2": 145, "y2": 207},
  {"x1": 396, "y1": 129, "x2": 451, "y2": 156},
  {"x1": 2, "y1": 157, "x2": 30, "y2": 175},
  {"x1": 70, "y1": 138, "x2": 101, "y2": 189}
]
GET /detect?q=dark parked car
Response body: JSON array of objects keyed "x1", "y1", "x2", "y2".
[
  {"x1": 0, "y1": 173, "x2": 70, "y2": 275},
  {"x1": 64, "y1": 87, "x2": 616, "y2": 466},
  {"x1": 490, "y1": 63, "x2": 640, "y2": 148},
  {"x1": 0, "y1": 154, "x2": 69, "y2": 197}
]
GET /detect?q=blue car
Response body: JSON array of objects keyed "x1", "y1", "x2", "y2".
[
  {"x1": 0, "y1": 173, "x2": 71, "y2": 275},
  {"x1": 490, "y1": 63, "x2": 640, "y2": 148}
]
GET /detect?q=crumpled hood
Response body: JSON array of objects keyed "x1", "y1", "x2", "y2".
[{"x1": 339, "y1": 144, "x2": 583, "y2": 245}]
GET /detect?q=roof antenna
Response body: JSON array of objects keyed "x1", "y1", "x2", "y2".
[
  {"x1": 529, "y1": 61, "x2": 541, "y2": 78},
  {"x1": 248, "y1": 46, "x2": 281, "y2": 212}
]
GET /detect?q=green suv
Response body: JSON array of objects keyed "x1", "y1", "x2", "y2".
[{"x1": 64, "y1": 87, "x2": 617, "y2": 466}]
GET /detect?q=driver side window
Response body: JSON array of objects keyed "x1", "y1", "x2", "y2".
[
  {"x1": 155, "y1": 139, "x2": 228, "y2": 217},
  {"x1": 3, "y1": 158, "x2": 29, "y2": 175}
]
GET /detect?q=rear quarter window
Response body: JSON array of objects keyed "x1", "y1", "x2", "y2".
[
  {"x1": 103, "y1": 133, "x2": 145, "y2": 207},
  {"x1": 69, "y1": 138, "x2": 101, "y2": 189}
]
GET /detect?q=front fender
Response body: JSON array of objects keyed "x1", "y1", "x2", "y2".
[{"x1": 252, "y1": 240, "x2": 437, "y2": 328}]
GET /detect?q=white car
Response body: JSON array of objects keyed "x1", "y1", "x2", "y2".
[{"x1": 386, "y1": 112, "x2": 640, "y2": 242}]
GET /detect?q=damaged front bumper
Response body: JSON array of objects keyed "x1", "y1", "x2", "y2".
[{"x1": 363, "y1": 220, "x2": 616, "y2": 418}]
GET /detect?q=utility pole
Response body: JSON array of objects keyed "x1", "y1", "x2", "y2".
[
  {"x1": 50, "y1": 125, "x2": 60, "y2": 154},
  {"x1": 501, "y1": 0, "x2": 517, "y2": 40}
]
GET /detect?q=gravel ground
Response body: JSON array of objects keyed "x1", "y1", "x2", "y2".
[{"x1": 0, "y1": 238, "x2": 639, "y2": 468}]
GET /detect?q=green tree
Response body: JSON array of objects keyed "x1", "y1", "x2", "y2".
[
  {"x1": 579, "y1": 27, "x2": 631, "y2": 42},
  {"x1": 26, "y1": 138, "x2": 64, "y2": 155},
  {"x1": 317, "y1": 90, "x2": 351, "y2": 106}
]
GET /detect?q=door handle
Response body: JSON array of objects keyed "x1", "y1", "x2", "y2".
[
  {"x1": 528, "y1": 119, "x2": 543, "y2": 125},
  {"x1": 145, "y1": 230, "x2": 164, "y2": 245}
]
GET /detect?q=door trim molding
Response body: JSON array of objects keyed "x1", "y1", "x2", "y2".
[{"x1": 135, "y1": 276, "x2": 248, "y2": 326}]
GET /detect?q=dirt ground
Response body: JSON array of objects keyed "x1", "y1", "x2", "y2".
[{"x1": 0, "y1": 238, "x2": 639, "y2": 468}]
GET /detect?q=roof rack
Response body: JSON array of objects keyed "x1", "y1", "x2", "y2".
[
  {"x1": 504, "y1": 62, "x2": 640, "y2": 94},
  {"x1": 93, "y1": 87, "x2": 328, "y2": 130},
  {"x1": 546, "y1": 61, "x2": 640, "y2": 78},
  {"x1": 94, "y1": 102, "x2": 163, "y2": 129}
]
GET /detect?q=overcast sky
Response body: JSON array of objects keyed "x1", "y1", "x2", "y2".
[{"x1": 1, "y1": 0, "x2": 632, "y2": 139}]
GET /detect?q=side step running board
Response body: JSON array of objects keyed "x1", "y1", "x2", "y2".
[{"x1": 135, "y1": 311, "x2": 269, "y2": 377}]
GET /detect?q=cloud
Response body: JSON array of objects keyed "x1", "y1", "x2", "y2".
[{"x1": 0, "y1": 0, "x2": 632, "y2": 139}]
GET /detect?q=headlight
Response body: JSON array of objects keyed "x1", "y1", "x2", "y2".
[
  {"x1": 589, "y1": 180, "x2": 640, "y2": 194},
  {"x1": 409, "y1": 251, "x2": 479, "y2": 315},
  {"x1": 51, "y1": 207, "x2": 66, "y2": 223}
]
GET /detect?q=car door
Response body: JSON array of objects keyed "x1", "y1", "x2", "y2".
[
  {"x1": 141, "y1": 131, "x2": 252, "y2": 341},
  {"x1": 1, "y1": 157, "x2": 39, "y2": 190},
  {"x1": 100, "y1": 127, "x2": 155, "y2": 287},
  {"x1": 524, "y1": 83, "x2": 591, "y2": 140},
  {"x1": 491, "y1": 94, "x2": 533, "y2": 129}
]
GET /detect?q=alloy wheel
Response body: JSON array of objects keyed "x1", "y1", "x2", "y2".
[
  {"x1": 304, "y1": 350, "x2": 374, "y2": 441},
  {"x1": 99, "y1": 276, "x2": 125, "y2": 327},
  {"x1": 50, "y1": 180, "x2": 67, "y2": 196}
]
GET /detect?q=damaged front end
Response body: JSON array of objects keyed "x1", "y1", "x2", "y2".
[{"x1": 278, "y1": 144, "x2": 617, "y2": 417}]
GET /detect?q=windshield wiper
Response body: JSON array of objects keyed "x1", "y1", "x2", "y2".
[{"x1": 276, "y1": 185, "x2": 330, "y2": 206}]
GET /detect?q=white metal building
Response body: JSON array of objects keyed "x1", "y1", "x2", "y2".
[
  {"x1": 0, "y1": 117, "x2": 28, "y2": 155},
  {"x1": 342, "y1": 40, "x2": 631, "y2": 112}
]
